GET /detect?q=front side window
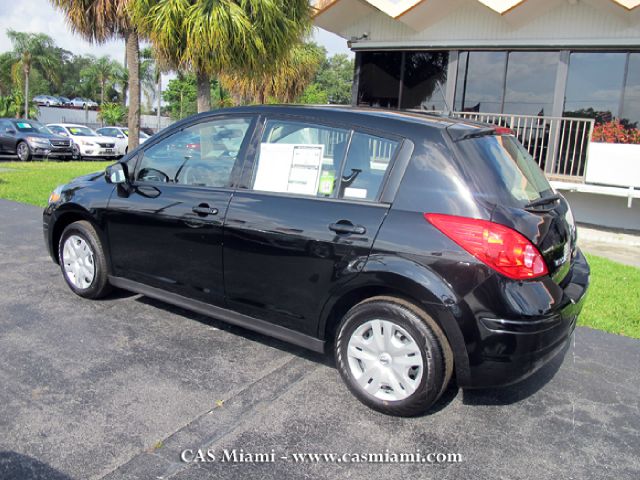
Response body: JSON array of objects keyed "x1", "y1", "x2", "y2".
[
  {"x1": 136, "y1": 117, "x2": 252, "y2": 187},
  {"x1": 251, "y1": 119, "x2": 398, "y2": 201}
]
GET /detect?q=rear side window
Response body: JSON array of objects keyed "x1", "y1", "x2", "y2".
[
  {"x1": 252, "y1": 119, "x2": 398, "y2": 201},
  {"x1": 339, "y1": 132, "x2": 398, "y2": 201},
  {"x1": 456, "y1": 134, "x2": 552, "y2": 206}
]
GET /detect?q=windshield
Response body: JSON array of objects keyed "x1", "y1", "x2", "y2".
[
  {"x1": 122, "y1": 128, "x2": 149, "y2": 138},
  {"x1": 13, "y1": 121, "x2": 51, "y2": 134},
  {"x1": 68, "y1": 126, "x2": 96, "y2": 136},
  {"x1": 456, "y1": 134, "x2": 553, "y2": 206}
]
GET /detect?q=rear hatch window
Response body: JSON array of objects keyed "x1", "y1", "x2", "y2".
[
  {"x1": 452, "y1": 131, "x2": 577, "y2": 281},
  {"x1": 454, "y1": 133, "x2": 553, "y2": 208}
]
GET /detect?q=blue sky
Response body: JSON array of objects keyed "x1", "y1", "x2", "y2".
[{"x1": 0, "y1": 0, "x2": 353, "y2": 61}]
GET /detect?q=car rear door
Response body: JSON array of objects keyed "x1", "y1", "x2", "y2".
[
  {"x1": 105, "y1": 114, "x2": 256, "y2": 305},
  {"x1": 223, "y1": 116, "x2": 402, "y2": 336}
]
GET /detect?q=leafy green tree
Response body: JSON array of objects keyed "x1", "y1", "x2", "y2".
[
  {"x1": 219, "y1": 42, "x2": 322, "y2": 104},
  {"x1": 51, "y1": 0, "x2": 143, "y2": 150},
  {"x1": 298, "y1": 47, "x2": 354, "y2": 105},
  {"x1": 0, "y1": 91, "x2": 38, "y2": 118},
  {"x1": 163, "y1": 74, "x2": 197, "y2": 120},
  {"x1": 130, "y1": 0, "x2": 311, "y2": 112},
  {"x1": 6, "y1": 30, "x2": 61, "y2": 118},
  {"x1": 81, "y1": 55, "x2": 120, "y2": 105},
  {"x1": 297, "y1": 83, "x2": 328, "y2": 104},
  {"x1": 98, "y1": 102, "x2": 126, "y2": 125}
]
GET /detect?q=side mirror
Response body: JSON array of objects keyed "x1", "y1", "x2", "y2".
[
  {"x1": 117, "y1": 134, "x2": 125, "y2": 139},
  {"x1": 5, "y1": 128, "x2": 16, "y2": 135},
  {"x1": 105, "y1": 163, "x2": 128, "y2": 185}
]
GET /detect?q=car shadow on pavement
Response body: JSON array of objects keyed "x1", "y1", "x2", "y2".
[
  {"x1": 0, "y1": 451, "x2": 73, "y2": 480},
  {"x1": 134, "y1": 295, "x2": 331, "y2": 366},
  {"x1": 462, "y1": 342, "x2": 568, "y2": 406},
  {"x1": 133, "y1": 294, "x2": 567, "y2": 415}
]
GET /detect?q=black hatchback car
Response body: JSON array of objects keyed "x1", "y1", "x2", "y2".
[
  {"x1": 0, "y1": 118, "x2": 74, "y2": 160},
  {"x1": 43, "y1": 106, "x2": 589, "y2": 416}
]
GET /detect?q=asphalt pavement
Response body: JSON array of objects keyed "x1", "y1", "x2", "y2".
[{"x1": 0, "y1": 199, "x2": 639, "y2": 480}]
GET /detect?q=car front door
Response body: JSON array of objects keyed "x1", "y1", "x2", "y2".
[
  {"x1": 223, "y1": 117, "x2": 402, "y2": 336},
  {"x1": 105, "y1": 115, "x2": 256, "y2": 305}
]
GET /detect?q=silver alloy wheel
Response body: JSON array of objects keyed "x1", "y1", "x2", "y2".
[
  {"x1": 347, "y1": 319, "x2": 424, "y2": 401},
  {"x1": 17, "y1": 143, "x2": 29, "y2": 161},
  {"x1": 62, "y1": 235, "x2": 95, "y2": 289}
]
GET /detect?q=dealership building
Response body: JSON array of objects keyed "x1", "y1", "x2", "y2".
[{"x1": 313, "y1": 0, "x2": 640, "y2": 230}]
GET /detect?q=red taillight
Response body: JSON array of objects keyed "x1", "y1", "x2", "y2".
[
  {"x1": 494, "y1": 126, "x2": 513, "y2": 135},
  {"x1": 425, "y1": 213, "x2": 548, "y2": 280},
  {"x1": 186, "y1": 143, "x2": 200, "y2": 150}
]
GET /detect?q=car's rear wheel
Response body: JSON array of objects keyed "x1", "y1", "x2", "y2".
[
  {"x1": 58, "y1": 221, "x2": 111, "y2": 299},
  {"x1": 16, "y1": 141, "x2": 31, "y2": 161},
  {"x1": 335, "y1": 296, "x2": 453, "y2": 416}
]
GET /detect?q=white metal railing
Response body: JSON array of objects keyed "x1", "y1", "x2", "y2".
[{"x1": 451, "y1": 111, "x2": 595, "y2": 181}]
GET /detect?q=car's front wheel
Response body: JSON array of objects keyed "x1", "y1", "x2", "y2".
[
  {"x1": 16, "y1": 141, "x2": 31, "y2": 161},
  {"x1": 58, "y1": 221, "x2": 111, "y2": 299},
  {"x1": 335, "y1": 296, "x2": 453, "y2": 416},
  {"x1": 72, "y1": 143, "x2": 81, "y2": 160}
]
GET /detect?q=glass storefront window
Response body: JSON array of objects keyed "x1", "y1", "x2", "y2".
[
  {"x1": 503, "y1": 51, "x2": 559, "y2": 116},
  {"x1": 455, "y1": 51, "x2": 507, "y2": 113},
  {"x1": 621, "y1": 53, "x2": 640, "y2": 128},
  {"x1": 563, "y1": 52, "x2": 626, "y2": 122},
  {"x1": 400, "y1": 51, "x2": 449, "y2": 110},
  {"x1": 357, "y1": 51, "x2": 402, "y2": 109}
]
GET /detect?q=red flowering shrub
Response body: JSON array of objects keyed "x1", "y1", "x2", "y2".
[{"x1": 592, "y1": 120, "x2": 640, "y2": 144}]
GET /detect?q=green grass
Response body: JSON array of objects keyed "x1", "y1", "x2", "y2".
[
  {"x1": 0, "y1": 161, "x2": 110, "y2": 208},
  {"x1": 0, "y1": 162, "x2": 638, "y2": 338},
  {"x1": 580, "y1": 254, "x2": 640, "y2": 339}
]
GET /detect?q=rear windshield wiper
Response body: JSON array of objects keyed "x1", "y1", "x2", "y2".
[{"x1": 525, "y1": 193, "x2": 561, "y2": 211}]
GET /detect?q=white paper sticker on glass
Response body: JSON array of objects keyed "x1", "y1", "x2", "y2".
[{"x1": 253, "y1": 143, "x2": 324, "y2": 196}]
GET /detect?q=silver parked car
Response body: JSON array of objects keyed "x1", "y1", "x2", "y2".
[
  {"x1": 69, "y1": 98, "x2": 99, "y2": 109},
  {"x1": 33, "y1": 95, "x2": 61, "y2": 107}
]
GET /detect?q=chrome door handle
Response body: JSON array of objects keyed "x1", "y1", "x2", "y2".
[
  {"x1": 192, "y1": 205, "x2": 218, "y2": 216},
  {"x1": 329, "y1": 222, "x2": 366, "y2": 235}
]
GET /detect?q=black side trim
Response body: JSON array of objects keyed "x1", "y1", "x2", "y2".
[{"x1": 108, "y1": 276, "x2": 326, "y2": 353}]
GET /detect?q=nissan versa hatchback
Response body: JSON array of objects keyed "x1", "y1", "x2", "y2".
[{"x1": 43, "y1": 106, "x2": 589, "y2": 416}]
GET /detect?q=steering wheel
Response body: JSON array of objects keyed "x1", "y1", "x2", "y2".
[
  {"x1": 138, "y1": 167, "x2": 169, "y2": 183},
  {"x1": 178, "y1": 163, "x2": 220, "y2": 187}
]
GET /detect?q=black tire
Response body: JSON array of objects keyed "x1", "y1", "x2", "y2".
[
  {"x1": 335, "y1": 296, "x2": 453, "y2": 416},
  {"x1": 16, "y1": 141, "x2": 31, "y2": 161},
  {"x1": 72, "y1": 143, "x2": 81, "y2": 160},
  {"x1": 58, "y1": 220, "x2": 111, "y2": 299}
]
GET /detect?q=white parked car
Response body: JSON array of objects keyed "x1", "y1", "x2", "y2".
[
  {"x1": 47, "y1": 123, "x2": 119, "y2": 160},
  {"x1": 69, "y1": 97, "x2": 98, "y2": 109},
  {"x1": 96, "y1": 126, "x2": 150, "y2": 156},
  {"x1": 33, "y1": 95, "x2": 61, "y2": 107}
]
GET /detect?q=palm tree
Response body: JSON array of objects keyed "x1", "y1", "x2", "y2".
[
  {"x1": 82, "y1": 55, "x2": 119, "y2": 106},
  {"x1": 50, "y1": 0, "x2": 143, "y2": 150},
  {"x1": 140, "y1": 47, "x2": 164, "y2": 128},
  {"x1": 130, "y1": 0, "x2": 311, "y2": 112},
  {"x1": 7, "y1": 30, "x2": 60, "y2": 119},
  {"x1": 219, "y1": 43, "x2": 322, "y2": 104}
]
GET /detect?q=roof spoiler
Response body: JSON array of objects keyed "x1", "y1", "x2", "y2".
[{"x1": 446, "y1": 124, "x2": 513, "y2": 142}]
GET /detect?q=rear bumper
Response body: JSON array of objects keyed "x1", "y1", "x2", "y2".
[{"x1": 460, "y1": 249, "x2": 589, "y2": 388}]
